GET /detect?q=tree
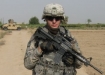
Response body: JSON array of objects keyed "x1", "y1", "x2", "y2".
[
  {"x1": 87, "y1": 19, "x2": 92, "y2": 24},
  {"x1": 29, "y1": 16, "x2": 39, "y2": 24},
  {"x1": 0, "y1": 21, "x2": 2, "y2": 25},
  {"x1": 0, "y1": 21, "x2": 2, "y2": 28}
]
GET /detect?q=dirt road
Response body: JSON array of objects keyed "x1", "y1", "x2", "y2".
[
  {"x1": 0, "y1": 30, "x2": 104, "y2": 75},
  {"x1": 0, "y1": 30, "x2": 31, "y2": 75}
]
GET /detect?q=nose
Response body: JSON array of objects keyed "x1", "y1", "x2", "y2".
[{"x1": 52, "y1": 18, "x2": 56, "y2": 23}]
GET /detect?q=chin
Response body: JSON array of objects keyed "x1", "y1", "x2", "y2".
[
  {"x1": 52, "y1": 27, "x2": 58, "y2": 29},
  {"x1": 52, "y1": 25, "x2": 59, "y2": 28},
  {"x1": 52, "y1": 26, "x2": 58, "y2": 28}
]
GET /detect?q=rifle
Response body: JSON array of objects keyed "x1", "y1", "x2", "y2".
[{"x1": 35, "y1": 27, "x2": 103, "y2": 75}]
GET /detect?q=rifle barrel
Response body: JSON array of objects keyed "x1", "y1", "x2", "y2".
[{"x1": 89, "y1": 64, "x2": 103, "y2": 74}]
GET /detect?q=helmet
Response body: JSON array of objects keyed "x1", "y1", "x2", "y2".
[{"x1": 42, "y1": 3, "x2": 65, "y2": 20}]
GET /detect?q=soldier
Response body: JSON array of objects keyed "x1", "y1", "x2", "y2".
[{"x1": 24, "y1": 3, "x2": 83, "y2": 75}]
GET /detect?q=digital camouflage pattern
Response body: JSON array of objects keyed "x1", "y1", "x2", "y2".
[
  {"x1": 42, "y1": 3, "x2": 65, "y2": 20},
  {"x1": 24, "y1": 26, "x2": 83, "y2": 75}
]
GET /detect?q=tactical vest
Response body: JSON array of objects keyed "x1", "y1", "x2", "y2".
[{"x1": 32, "y1": 26, "x2": 77, "y2": 75}]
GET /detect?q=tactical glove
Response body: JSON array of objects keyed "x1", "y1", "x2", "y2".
[
  {"x1": 62, "y1": 52, "x2": 74, "y2": 66},
  {"x1": 40, "y1": 41, "x2": 54, "y2": 53}
]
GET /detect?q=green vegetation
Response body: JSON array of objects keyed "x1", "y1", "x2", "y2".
[
  {"x1": 0, "y1": 21, "x2": 2, "y2": 25},
  {"x1": 29, "y1": 16, "x2": 40, "y2": 24},
  {"x1": 0, "y1": 21, "x2": 2, "y2": 29},
  {"x1": 87, "y1": 19, "x2": 92, "y2": 24},
  {"x1": 19, "y1": 24, "x2": 105, "y2": 30}
]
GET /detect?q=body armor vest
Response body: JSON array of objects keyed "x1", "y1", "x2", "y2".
[{"x1": 33, "y1": 26, "x2": 76, "y2": 75}]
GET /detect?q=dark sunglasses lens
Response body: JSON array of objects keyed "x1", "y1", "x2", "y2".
[
  {"x1": 55, "y1": 17, "x2": 61, "y2": 21},
  {"x1": 48, "y1": 17, "x2": 53, "y2": 21},
  {"x1": 46, "y1": 16, "x2": 61, "y2": 21}
]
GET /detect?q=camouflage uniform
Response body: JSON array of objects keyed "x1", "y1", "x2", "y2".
[
  {"x1": 24, "y1": 25, "x2": 82, "y2": 75},
  {"x1": 24, "y1": 3, "x2": 82, "y2": 75}
]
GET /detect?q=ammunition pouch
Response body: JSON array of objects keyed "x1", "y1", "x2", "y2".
[{"x1": 34, "y1": 58, "x2": 76, "y2": 75}]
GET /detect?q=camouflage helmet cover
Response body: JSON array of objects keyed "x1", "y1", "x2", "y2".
[{"x1": 42, "y1": 3, "x2": 65, "y2": 19}]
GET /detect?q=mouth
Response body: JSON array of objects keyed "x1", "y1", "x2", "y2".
[{"x1": 52, "y1": 24, "x2": 58, "y2": 28}]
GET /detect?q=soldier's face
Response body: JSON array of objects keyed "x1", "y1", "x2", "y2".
[{"x1": 45, "y1": 16, "x2": 61, "y2": 29}]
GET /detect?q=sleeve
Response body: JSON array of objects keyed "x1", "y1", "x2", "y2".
[
  {"x1": 67, "y1": 31, "x2": 83, "y2": 69},
  {"x1": 24, "y1": 34, "x2": 43, "y2": 70}
]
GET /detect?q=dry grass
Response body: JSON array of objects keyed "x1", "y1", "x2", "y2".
[
  {"x1": 0, "y1": 32, "x2": 7, "y2": 39},
  {"x1": 0, "y1": 40, "x2": 5, "y2": 45},
  {"x1": 27, "y1": 28, "x2": 36, "y2": 34},
  {"x1": 0, "y1": 30, "x2": 12, "y2": 46},
  {"x1": 70, "y1": 30, "x2": 105, "y2": 75},
  {"x1": 0, "y1": 30, "x2": 12, "y2": 39}
]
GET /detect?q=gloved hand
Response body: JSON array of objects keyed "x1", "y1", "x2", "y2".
[
  {"x1": 40, "y1": 41, "x2": 54, "y2": 53},
  {"x1": 62, "y1": 52, "x2": 74, "y2": 66}
]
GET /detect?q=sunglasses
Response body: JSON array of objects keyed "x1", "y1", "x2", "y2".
[{"x1": 46, "y1": 16, "x2": 62, "y2": 21}]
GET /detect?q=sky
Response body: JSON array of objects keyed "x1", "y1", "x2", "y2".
[{"x1": 0, "y1": 0, "x2": 105, "y2": 24}]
